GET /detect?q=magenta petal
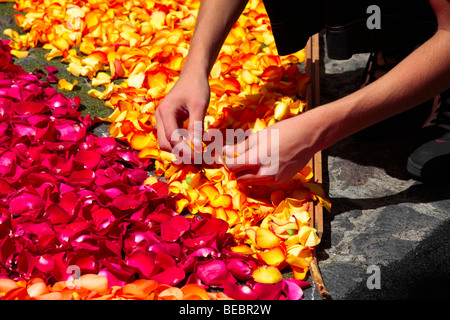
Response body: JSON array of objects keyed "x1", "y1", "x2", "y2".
[
  {"x1": 55, "y1": 122, "x2": 86, "y2": 142},
  {"x1": 126, "y1": 251, "x2": 155, "y2": 279},
  {"x1": 148, "y1": 243, "x2": 181, "y2": 258},
  {"x1": 74, "y1": 150, "x2": 101, "y2": 170},
  {"x1": 226, "y1": 259, "x2": 253, "y2": 281},
  {"x1": 68, "y1": 169, "x2": 96, "y2": 188},
  {"x1": 17, "y1": 249, "x2": 36, "y2": 278},
  {"x1": 0, "y1": 97, "x2": 13, "y2": 115},
  {"x1": 111, "y1": 195, "x2": 142, "y2": 211},
  {"x1": 222, "y1": 281, "x2": 258, "y2": 300},
  {"x1": 13, "y1": 101, "x2": 47, "y2": 115},
  {"x1": 47, "y1": 204, "x2": 72, "y2": 224},
  {"x1": 60, "y1": 221, "x2": 92, "y2": 242},
  {"x1": 98, "y1": 268, "x2": 126, "y2": 288},
  {"x1": 35, "y1": 254, "x2": 55, "y2": 274},
  {"x1": 160, "y1": 215, "x2": 190, "y2": 242},
  {"x1": 151, "y1": 266, "x2": 185, "y2": 286},
  {"x1": 282, "y1": 279, "x2": 305, "y2": 300},
  {"x1": 252, "y1": 282, "x2": 283, "y2": 300},
  {"x1": 0, "y1": 151, "x2": 16, "y2": 176},
  {"x1": 195, "y1": 260, "x2": 235, "y2": 287},
  {"x1": 9, "y1": 190, "x2": 45, "y2": 216},
  {"x1": 13, "y1": 123, "x2": 38, "y2": 137},
  {"x1": 0, "y1": 179, "x2": 15, "y2": 195}
]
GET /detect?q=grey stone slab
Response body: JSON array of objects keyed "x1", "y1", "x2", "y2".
[{"x1": 304, "y1": 32, "x2": 450, "y2": 300}]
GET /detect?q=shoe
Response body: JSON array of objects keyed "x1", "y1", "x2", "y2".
[
  {"x1": 355, "y1": 48, "x2": 434, "y2": 139},
  {"x1": 407, "y1": 90, "x2": 450, "y2": 182}
]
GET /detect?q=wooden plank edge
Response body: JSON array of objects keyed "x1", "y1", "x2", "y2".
[{"x1": 305, "y1": 33, "x2": 331, "y2": 300}]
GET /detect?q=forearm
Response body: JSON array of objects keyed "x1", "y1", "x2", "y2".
[
  {"x1": 181, "y1": 0, "x2": 249, "y2": 77},
  {"x1": 306, "y1": 28, "x2": 450, "y2": 152}
]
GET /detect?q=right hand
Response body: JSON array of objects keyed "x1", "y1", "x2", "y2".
[{"x1": 155, "y1": 72, "x2": 210, "y2": 154}]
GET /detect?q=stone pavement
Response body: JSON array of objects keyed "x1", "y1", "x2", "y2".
[{"x1": 305, "y1": 33, "x2": 450, "y2": 300}]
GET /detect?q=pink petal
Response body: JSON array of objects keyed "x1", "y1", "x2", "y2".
[
  {"x1": 226, "y1": 259, "x2": 253, "y2": 281},
  {"x1": 282, "y1": 279, "x2": 305, "y2": 300},
  {"x1": 111, "y1": 195, "x2": 142, "y2": 211},
  {"x1": 74, "y1": 150, "x2": 101, "y2": 170},
  {"x1": 13, "y1": 101, "x2": 47, "y2": 115},
  {"x1": 160, "y1": 215, "x2": 190, "y2": 242},
  {"x1": 148, "y1": 243, "x2": 181, "y2": 258},
  {"x1": 46, "y1": 204, "x2": 72, "y2": 224},
  {"x1": 9, "y1": 190, "x2": 45, "y2": 216},
  {"x1": 98, "y1": 268, "x2": 126, "y2": 287},
  {"x1": 68, "y1": 169, "x2": 96, "y2": 188},
  {"x1": 151, "y1": 267, "x2": 185, "y2": 286},
  {"x1": 222, "y1": 281, "x2": 258, "y2": 300},
  {"x1": 0, "y1": 151, "x2": 16, "y2": 176},
  {"x1": 126, "y1": 251, "x2": 156, "y2": 279},
  {"x1": 252, "y1": 282, "x2": 283, "y2": 300},
  {"x1": 195, "y1": 260, "x2": 235, "y2": 286},
  {"x1": 60, "y1": 221, "x2": 92, "y2": 242}
]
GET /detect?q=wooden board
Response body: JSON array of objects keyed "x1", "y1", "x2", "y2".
[{"x1": 305, "y1": 33, "x2": 331, "y2": 300}]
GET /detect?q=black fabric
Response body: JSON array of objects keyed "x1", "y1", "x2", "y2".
[
  {"x1": 262, "y1": 0, "x2": 438, "y2": 60},
  {"x1": 262, "y1": 0, "x2": 324, "y2": 56}
]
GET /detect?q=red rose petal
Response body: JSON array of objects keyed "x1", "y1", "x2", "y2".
[
  {"x1": 151, "y1": 267, "x2": 185, "y2": 286},
  {"x1": 160, "y1": 215, "x2": 190, "y2": 242}
]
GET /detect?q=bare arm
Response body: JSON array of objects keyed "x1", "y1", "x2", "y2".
[
  {"x1": 155, "y1": 0, "x2": 249, "y2": 152},
  {"x1": 308, "y1": 0, "x2": 450, "y2": 152},
  {"x1": 225, "y1": 0, "x2": 450, "y2": 184}
]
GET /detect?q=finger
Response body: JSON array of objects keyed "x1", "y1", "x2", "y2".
[
  {"x1": 234, "y1": 169, "x2": 274, "y2": 185},
  {"x1": 224, "y1": 150, "x2": 259, "y2": 173},
  {"x1": 155, "y1": 109, "x2": 172, "y2": 152},
  {"x1": 165, "y1": 113, "x2": 185, "y2": 150},
  {"x1": 188, "y1": 109, "x2": 205, "y2": 153},
  {"x1": 225, "y1": 135, "x2": 255, "y2": 157}
]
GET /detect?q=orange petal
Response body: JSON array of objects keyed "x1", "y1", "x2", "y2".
[
  {"x1": 79, "y1": 274, "x2": 109, "y2": 294},
  {"x1": 230, "y1": 244, "x2": 254, "y2": 255},
  {"x1": 258, "y1": 244, "x2": 286, "y2": 266},
  {"x1": 181, "y1": 284, "x2": 210, "y2": 300},
  {"x1": 210, "y1": 194, "x2": 233, "y2": 209},
  {"x1": 27, "y1": 282, "x2": 49, "y2": 298},
  {"x1": 32, "y1": 292, "x2": 63, "y2": 300},
  {"x1": 255, "y1": 227, "x2": 280, "y2": 249},
  {"x1": 158, "y1": 287, "x2": 183, "y2": 300},
  {"x1": 132, "y1": 279, "x2": 159, "y2": 295},
  {"x1": 0, "y1": 278, "x2": 20, "y2": 296}
]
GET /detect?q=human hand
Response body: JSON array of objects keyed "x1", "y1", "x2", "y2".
[
  {"x1": 155, "y1": 72, "x2": 210, "y2": 154},
  {"x1": 223, "y1": 116, "x2": 318, "y2": 185}
]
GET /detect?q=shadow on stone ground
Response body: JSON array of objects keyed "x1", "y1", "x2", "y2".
[{"x1": 344, "y1": 218, "x2": 450, "y2": 300}]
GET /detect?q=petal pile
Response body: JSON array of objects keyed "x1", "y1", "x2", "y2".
[
  {"x1": 1, "y1": 0, "x2": 332, "y2": 299},
  {"x1": 0, "y1": 39, "x2": 310, "y2": 300}
]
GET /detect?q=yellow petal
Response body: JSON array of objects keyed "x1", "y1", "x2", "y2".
[
  {"x1": 10, "y1": 49, "x2": 29, "y2": 58},
  {"x1": 57, "y1": 78, "x2": 78, "y2": 91},
  {"x1": 298, "y1": 226, "x2": 320, "y2": 247},
  {"x1": 255, "y1": 227, "x2": 280, "y2": 249},
  {"x1": 274, "y1": 102, "x2": 289, "y2": 120},
  {"x1": 252, "y1": 266, "x2": 282, "y2": 284},
  {"x1": 258, "y1": 245, "x2": 286, "y2": 266}
]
